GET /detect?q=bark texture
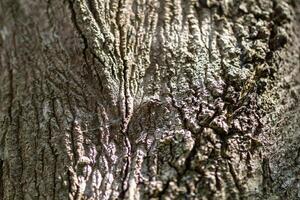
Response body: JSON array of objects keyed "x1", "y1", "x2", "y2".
[{"x1": 0, "y1": 0, "x2": 299, "y2": 199}]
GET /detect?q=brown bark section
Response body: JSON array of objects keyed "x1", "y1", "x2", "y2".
[
  {"x1": 0, "y1": 0, "x2": 299, "y2": 199},
  {"x1": 0, "y1": 159, "x2": 3, "y2": 200}
]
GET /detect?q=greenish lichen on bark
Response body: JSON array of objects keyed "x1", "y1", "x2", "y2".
[{"x1": 0, "y1": 0, "x2": 299, "y2": 199}]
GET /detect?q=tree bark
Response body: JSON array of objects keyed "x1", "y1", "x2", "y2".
[{"x1": 0, "y1": 0, "x2": 299, "y2": 199}]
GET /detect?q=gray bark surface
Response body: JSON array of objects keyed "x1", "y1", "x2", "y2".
[{"x1": 0, "y1": 0, "x2": 299, "y2": 199}]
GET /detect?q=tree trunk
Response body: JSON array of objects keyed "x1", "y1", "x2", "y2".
[{"x1": 0, "y1": 0, "x2": 299, "y2": 199}]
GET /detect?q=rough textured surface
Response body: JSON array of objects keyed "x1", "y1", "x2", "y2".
[{"x1": 0, "y1": 0, "x2": 299, "y2": 199}]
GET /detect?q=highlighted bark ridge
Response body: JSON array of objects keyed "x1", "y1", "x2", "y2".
[{"x1": 0, "y1": 0, "x2": 299, "y2": 199}]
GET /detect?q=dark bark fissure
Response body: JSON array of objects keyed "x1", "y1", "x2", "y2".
[
  {"x1": 262, "y1": 158, "x2": 272, "y2": 195},
  {"x1": 0, "y1": 159, "x2": 3, "y2": 200},
  {"x1": 47, "y1": 122, "x2": 58, "y2": 200}
]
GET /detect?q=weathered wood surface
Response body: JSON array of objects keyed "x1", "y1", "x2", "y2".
[{"x1": 0, "y1": 0, "x2": 299, "y2": 199}]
